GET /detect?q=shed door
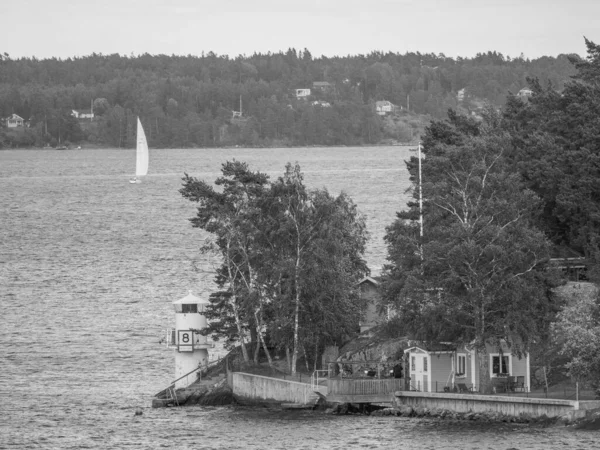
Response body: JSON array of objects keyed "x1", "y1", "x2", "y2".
[{"x1": 410, "y1": 354, "x2": 428, "y2": 392}]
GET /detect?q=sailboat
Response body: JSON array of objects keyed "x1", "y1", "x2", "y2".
[{"x1": 129, "y1": 118, "x2": 149, "y2": 184}]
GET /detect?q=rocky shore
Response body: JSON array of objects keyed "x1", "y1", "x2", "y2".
[{"x1": 325, "y1": 403, "x2": 600, "y2": 429}]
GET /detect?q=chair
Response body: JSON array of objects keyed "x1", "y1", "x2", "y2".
[
  {"x1": 514, "y1": 376, "x2": 525, "y2": 392},
  {"x1": 492, "y1": 378, "x2": 507, "y2": 393},
  {"x1": 507, "y1": 376, "x2": 517, "y2": 392},
  {"x1": 456, "y1": 383, "x2": 474, "y2": 393}
]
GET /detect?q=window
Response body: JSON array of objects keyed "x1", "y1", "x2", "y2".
[
  {"x1": 423, "y1": 357, "x2": 428, "y2": 372},
  {"x1": 492, "y1": 355, "x2": 509, "y2": 375},
  {"x1": 181, "y1": 304, "x2": 198, "y2": 313},
  {"x1": 411, "y1": 356, "x2": 415, "y2": 371},
  {"x1": 457, "y1": 354, "x2": 466, "y2": 377}
]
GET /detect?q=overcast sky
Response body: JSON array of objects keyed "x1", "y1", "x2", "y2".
[{"x1": 3, "y1": 0, "x2": 599, "y2": 60}]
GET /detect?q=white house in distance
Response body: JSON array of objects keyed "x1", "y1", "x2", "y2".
[
  {"x1": 312, "y1": 81, "x2": 333, "y2": 92},
  {"x1": 5, "y1": 113, "x2": 24, "y2": 127},
  {"x1": 72, "y1": 109, "x2": 94, "y2": 120},
  {"x1": 295, "y1": 88, "x2": 311, "y2": 99},
  {"x1": 517, "y1": 88, "x2": 533, "y2": 98},
  {"x1": 404, "y1": 341, "x2": 530, "y2": 394},
  {"x1": 312, "y1": 100, "x2": 331, "y2": 108},
  {"x1": 375, "y1": 100, "x2": 395, "y2": 116}
]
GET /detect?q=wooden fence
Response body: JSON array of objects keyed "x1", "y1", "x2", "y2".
[{"x1": 328, "y1": 378, "x2": 404, "y2": 396}]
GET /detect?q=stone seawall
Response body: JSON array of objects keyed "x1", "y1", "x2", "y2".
[
  {"x1": 231, "y1": 372, "x2": 327, "y2": 405},
  {"x1": 394, "y1": 391, "x2": 600, "y2": 420}
]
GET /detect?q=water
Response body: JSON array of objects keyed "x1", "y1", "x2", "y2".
[{"x1": 1, "y1": 147, "x2": 596, "y2": 449}]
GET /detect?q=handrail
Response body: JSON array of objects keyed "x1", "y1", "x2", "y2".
[
  {"x1": 311, "y1": 370, "x2": 329, "y2": 391},
  {"x1": 170, "y1": 356, "x2": 227, "y2": 386}
]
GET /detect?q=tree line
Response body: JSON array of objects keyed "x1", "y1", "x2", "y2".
[{"x1": 0, "y1": 48, "x2": 577, "y2": 148}]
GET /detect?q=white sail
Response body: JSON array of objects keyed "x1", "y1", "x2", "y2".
[{"x1": 135, "y1": 118, "x2": 149, "y2": 177}]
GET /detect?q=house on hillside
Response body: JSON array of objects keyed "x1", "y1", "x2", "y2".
[
  {"x1": 295, "y1": 88, "x2": 311, "y2": 99},
  {"x1": 72, "y1": 109, "x2": 94, "y2": 120},
  {"x1": 375, "y1": 100, "x2": 395, "y2": 116},
  {"x1": 550, "y1": 246, "x2": 590, "y2": 281},
  {"x1": 311, "y1": 100, "x2": 331, "y2": 108},
  {"x1": 457, "y1": 88, "x2": 466, "y2": 102},
  {"x1": 404, "y1": 341, "x2": 530, "y2": 393},
  {"x1": 4, "y1": 113, "x2": 24, "y2": 128},
  {"x1": 358, "y1": 276, "x2": 394, "y2": 333},
  {"x1": 517, "y1": 88, "x2": 533, "y2": 99},
  {"x1": 312, "y1": 81, "x2": 333, "y2": 92}
]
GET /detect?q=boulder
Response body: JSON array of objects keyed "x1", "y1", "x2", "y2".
[
  {"x1": 413, "y1": 406, "x2": 427, "y2": 417},
  {"x1": 574, "y1": 410, "x2": 600, "y2": 430},
  {"x1": 398, "y1": 405, "x2": 413, "y2": 417}
]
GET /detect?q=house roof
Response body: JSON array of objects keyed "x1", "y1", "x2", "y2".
[
  {"x1": 549, "y1": 245, "x2": 590, "y2": 267},
  {"x1": 313, "y1": 81, "x2": 331, "y2": 87},
  {"x1": 404, "y1": 342, "x2": 457, "y2": 354},
  {"x1": 6, "y1": 114, "x2": 24, "y2": 120},
  {"x1": 357, "y1": 276, "x2": 380, "y2": 286},
  {"x1": 550, "y1": 245, "x2": 584, "y2": 259}
]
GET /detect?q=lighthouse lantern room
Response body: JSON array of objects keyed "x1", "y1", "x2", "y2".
[{"x1": 168, "y1": 291, "x2": 213, "y2": 389}]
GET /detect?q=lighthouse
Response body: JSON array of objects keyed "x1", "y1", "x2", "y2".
[{"x1": 168, "y1": 291, "x2": 213, "y2": 389}]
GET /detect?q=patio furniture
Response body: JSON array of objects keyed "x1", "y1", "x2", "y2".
[
  {"x1": 456, "y1": 383, "x2": 474, "y2": 393},
  {"x1": 492, "y1": 377, "x2": 508, "y2": 393},
  {"x1": 514, "y1": 376, "x2": 525, "y2": 392},
  {"x1": 507, "y1": 376, "x2": 517, "y2": 392}
]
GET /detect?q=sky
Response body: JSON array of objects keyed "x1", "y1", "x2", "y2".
[{"x1": 2, "y1": 0, "x2": 599, "y2": 60}]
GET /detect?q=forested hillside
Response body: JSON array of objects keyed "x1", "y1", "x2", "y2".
[{"x1": 0, "y1": 49, "x2": 577, "y2": 148}]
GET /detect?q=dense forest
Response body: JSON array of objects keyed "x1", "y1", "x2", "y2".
[{"x1": 0, "y1": 49, "x2": 577, "y2": 148}]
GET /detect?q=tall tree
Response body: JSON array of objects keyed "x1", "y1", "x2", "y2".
[
  {"x1": 180, "y1": 160, "x2": 270, "y2": 363},
  {"x1": 502, "y1": 38, "x2": 600, "y2": 270},
  {"x1": 261, "y1": 163, "x2": 369, "y2": 374},
  {"x1": 551, "y1": 291, "x2": 600, "y2": 385}
]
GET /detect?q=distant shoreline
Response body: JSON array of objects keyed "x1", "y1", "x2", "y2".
[{"x1": 2, "y1": 142, "x2": 419, "y2": 151}]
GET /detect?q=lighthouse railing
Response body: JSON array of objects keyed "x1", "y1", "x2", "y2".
[{"x1": 171, "y1": 356, "x2": 227, "y2": 389}]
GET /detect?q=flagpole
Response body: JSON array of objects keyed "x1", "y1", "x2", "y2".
[{"x1": 418, "y1": 141, "x2": 423, "y2": 259}]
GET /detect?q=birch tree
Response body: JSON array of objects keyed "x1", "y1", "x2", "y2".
[
  {"x1": 180, "y1": 160, "x2": 270, "y2": 363},
  {"x1": 383, "y1": 126, "x2": 554, "y2": 393},
  {"x1": 261, "y1": 163, "x2": 369, "y2": 375}
]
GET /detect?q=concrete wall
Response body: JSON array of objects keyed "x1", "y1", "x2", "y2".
[
  {"x1": 395, "y1": 391, "x2": 582, "y2": 419},
  {"x1": 231, "y1": 373, "x2": 327, "y2": 405}
]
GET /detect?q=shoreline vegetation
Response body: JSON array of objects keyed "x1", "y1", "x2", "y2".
[{"x1": 0, "y1": 48, "x2": 577, "y2": 150}]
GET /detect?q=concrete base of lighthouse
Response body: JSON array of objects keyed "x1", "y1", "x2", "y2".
[{"x1": 175, "y1": 349, "x2": 208, "y2": 389}]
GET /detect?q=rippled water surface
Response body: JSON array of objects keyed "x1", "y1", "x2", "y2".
[{"x1": 1, "y1": 147, "x2": 596, "y2": 449}]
